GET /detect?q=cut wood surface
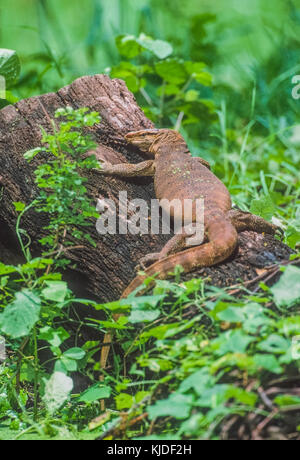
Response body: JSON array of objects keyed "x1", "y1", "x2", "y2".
[{"x1": 0, "y1": 75, "x2": 293, "y2": 301}]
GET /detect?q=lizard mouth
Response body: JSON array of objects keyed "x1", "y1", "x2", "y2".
[
  {"x1": 125, "y1": 129, "x2": 160, "y2": 140},
  {"x1": 125, "y1": 129, "x2": 160, "y2": 155}
]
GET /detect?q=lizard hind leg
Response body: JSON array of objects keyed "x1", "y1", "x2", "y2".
[
  {"x1": 123, "y1": 216, "x2": 238, "y2": 299},
  {"x1": 138, "y1": 224, "x2": 202, "y2": 269},
  {"x1": 227, "y1": 209, "x2": 281, "y2": 235}
]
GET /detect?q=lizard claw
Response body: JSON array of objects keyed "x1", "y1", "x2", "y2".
[
  {"x1": 275, "y1": 226, "x2": 285, "y2": 240},
  {"x1": 136, "y1": 260, "x2": 150, "y2": 272},
  {"x1": 136, "y1": 252, "x2": 161, "y2": 271},
  {"x1": 93, "y1": 161, "x2": 112, "y2": 174}
]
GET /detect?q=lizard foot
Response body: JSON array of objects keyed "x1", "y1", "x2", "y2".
[
  {"x1": 227, "y1": 209, "x2": 283, "y2": 237},
  {"x1": 136, "y1": 252, "x2": 161, "y2": 271},
  {"x1": 92, "y1": 161, "x2": 114, "y2": 175},
  {"x1": 274, "y1": 226, "x2": 285, "y2": 241}
]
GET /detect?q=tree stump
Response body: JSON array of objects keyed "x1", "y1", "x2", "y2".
[{"x1": 0, "y1": 75, "x2": 293, "y2": 302}]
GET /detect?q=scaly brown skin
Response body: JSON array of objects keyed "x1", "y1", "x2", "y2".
[{"x1": 96, "y1": 129, "x2": 279, "y2": 380}]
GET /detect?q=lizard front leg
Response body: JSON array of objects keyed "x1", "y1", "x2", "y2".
[{"x1": 94, "y1": 160, "x2": 155, "y2": 177}]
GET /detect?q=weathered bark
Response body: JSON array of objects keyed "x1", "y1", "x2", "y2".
[{"x1": 0, "y1": 75, "x2": 293, "y2": 301}]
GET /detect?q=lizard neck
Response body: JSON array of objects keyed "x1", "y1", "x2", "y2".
[{"x1": 151, "y1": 135, "x2": 190, "y2": 157}]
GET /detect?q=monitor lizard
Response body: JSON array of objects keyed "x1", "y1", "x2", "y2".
[{"x1": 95, "y1": 128, "x2": 279, "y2": 378}]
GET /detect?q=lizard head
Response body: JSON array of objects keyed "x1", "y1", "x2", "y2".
[
  {"x1": 125, "y1": 129, "x2": 188, "y2": 157},
  {"x1": 125, "y1": 129, "x2": 161, "y2": 157}
]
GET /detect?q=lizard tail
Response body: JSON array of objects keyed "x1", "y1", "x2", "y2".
[{"x1": 121, "y1": 216, "x2": 238, "y2": 298}]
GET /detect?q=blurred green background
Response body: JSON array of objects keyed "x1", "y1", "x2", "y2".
[
  {"x1": 0, "y1": 0, "x2": 299, "y2": 246},
  {"x1": 1, "y1": 0, "x2": 299, "y2": 102}
]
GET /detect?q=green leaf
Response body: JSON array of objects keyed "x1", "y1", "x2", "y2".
[
  {"x1": 185, "y1": 89, "x2": 200, "y2": 101},
  {"x1": 155, "y1": 59, "x2": 188, "y2": 85},
  {"x1": 13, "y1": 202, "x2": 26, "y2": 212},
  {"x1": 22, "y1": 258, "x2": 54, "y2": 271},
  {"x1": 250, "y1": 195, "x2": 276, "y2": 220},
  {"x1": 277, "y1": 316, "x2": 300, "y2": 336},
  {"x1": 217, "y1": 307, "x2": 244, "y2": 322},
  {"x1": 148, "y1": 393, "x2": 193, "y2": 420},
  {"x1": 196, "y1": 385, "x2": 229, "y2": 408},
  {"x1": 129, "y1": 308, "x2": 160, "y2": 323},
  {"x1": 24, "y1": 147, "x2": 43, "y2": 161},
  {"x1": 116, "y1": 33, "x2": 173, "y2": 60},
  {"x1": 135, "y1": 391, "x2": 149, "y2": 403},
  {"x1": 274, "y1": 395, "x2": 300, "y2": 407},
  {"x1": 110, "y1": 61, "x2": 141, "y2": 92},
  {"x1": 270, "y1": 266, "x2": 300, "y2": 307},
  {"x1": 207, "y1": 300, "x2": 229, "y2": 321},
  {"x1": 20, "y1": 361, "x2": 36, "y2": 383},
  {"x1": 43, "y1": 372, "x2": 73, "y2": 415},
  {"x1": 0, "y1": 290, "x2": 41, "y2": 338},
  {"x1": 94, "y1": 300, "x2": 130, "y2": 313},
  {"x1": 0, "y1": 49, "x2": 21, "y2": 89},
  {"x1": 286, "y1": 225, "x2": 300, "y2": 250},
  {"x1": 91, "y1": 315, "x2": 129, "y2": 330},
  {"x1": 38, "y1": 326, "x2": 70, "y2": 347},
  {"x1": 258, "y1": 334, "x2": 290, "y2": 354},
  {"x1": 0, "y1": 276, "x2": 9, "y2": 288},
  {"x1": 79, "y1": 384, "x2": 111, "y2": 403},
  {"x1": 226, "y1": 386, "x2": 257, "y2": 406},
  {"x1": 185, "y1": 61, "x2": 212, "y2": 86},
  {"x1": 41, "y1": 281, "x2": 69, "y2": 303},
  {"x1": 194, "y1": 71, "x2": 212, "y2": 86},
  {"x1": 130, "y1": 295, "x2": 165, "y2": 309},
  {"x1": 141, "y1": 320, "x2": 194, "y2": 341},
  {"x1": 54, "y1": 360, "x2": 68, "y2": 374},
  {"x1": 157, "y1": 83, "x2": 179, "y2": 96},
  {"x1": 129, "y1": 294, "x2": 164, "y2": 323},
  {"x1": 116, "y1": 35, "x2": 142, "y2": 59},
  {"x1": 242, "y1": 304, "x2": 271, "y2": 334},
  {"x1": 58, "y1": 356, "x2": 77, "y2": 372},
  {"x1": 115, "y1": 393, "x2": 133, "y2": 410},
  {"x1": 212, "y1": 330, "x2": 255, "y2": 356},
  {"x1": 137, "y1": 34, "x2": 173, "y2": 59},
  {"x1": 253, "y1": 354, "x2": 283, "y2": 374},
  {"x1": 179, "y1": 369, "x2": 214, "y2": 395},
  {"x1": 210, "y1": 353, "x2": 255, "y2": 374},
  {"x1": 0, "y1": 263, "x2": 18, "y2": 275},
  {"x1": 138, "y1": 357, "x2": 173, "y2": 372},
  {"x1": 63, "y1": 348, "x2": 85, "y2": 360},
  {"x1": 4, "y1": 90, "x2": 18, "y2": 104}
]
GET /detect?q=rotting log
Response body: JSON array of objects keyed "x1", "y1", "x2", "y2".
[{"x1": 0, "y1": 75, "x2": 294, "y2": 302}]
